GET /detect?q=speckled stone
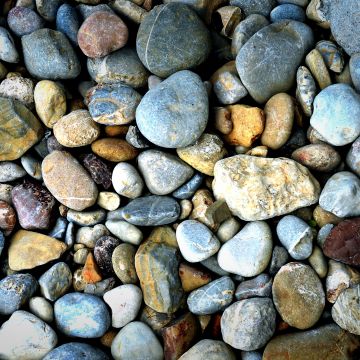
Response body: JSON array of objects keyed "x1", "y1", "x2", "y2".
[
  {"x1": 0, "y1": 200, "x2": 16, "y2": 236},
  {"x1": 82, "y1": 153, "x2": 112, "y2": 190},
  {"x1": 296, "y1": 66, "x2": 316, "y2": 117},
  {"x1": 112, "y1": 162, "x2": 144, "y2": 199},
  {"x1": 8, "y1": 6, "x2": 44, "y2": 36},
  {"x1": 0, "y1": 76, "x2": 34, "y2": 109},
  {"x1": 36, "y1": 0, "x2": 63, "y2": 21},
  {"x1": 0, "y1": 27, "x2": 19, "y2": 63},
  {"x1": 29, "y1": 297, "x2": 54, "y2": 323},
  {"x1": 94, "y1": 235, "x2": 120, "y2": 276},
  {"x1": 112, "y1": 243, "x2": 138, "y2": 284},
  {"x1": 105, "y1": 220, "x2": 143, "y2": 245},
  {"x1": 67, "y1": 209, "x2": 105, "y2": 227},
  {"x1": 44, "y1": 342, "x2": 109, "y2": 360},
  {"x1": 0, "y1": 162, "x2": 26, "y2": 182},
  {"x1": 20, "y1": 153, "x2": 42, "y2": 180},
  {"x1": 235, "y1": 274, "x2": 272, "y2": 300},
  {"x1": 56, "y1": 4, "x2": 80, "y2": 46},
  {"x1": 229, "y1": 0, "x2": 275, "y2": 16}
]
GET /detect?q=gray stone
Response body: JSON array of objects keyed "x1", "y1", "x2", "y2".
[
  {"x1": 112, "y1": 162, "x2": 144, "y2": 199},
  {"x1": 235, "y1": 274, "x2": 272, "y2": 300},
  {"x1": 29, "y1": 297, "x2": 54, "y2": 323},
  {"x1": 317, "y1": 224, "x2": 334, "y2": 249},
  {"x1": 65, "y1": 221, "x2": 76, "y2": 248},
  {"x1": 136, "y1": 70, "x2": 208, "y2": 148},
  {"x1": 0, "y1": 162, "x2": 26, "y2": 182},
  {"x1": 49, "y1": 217, "x2": 67, "y2": 240},
  {"x1": 172, "y1": 173, "x2": 204, "y2": 199},
  {"x1": 36, "y1": 0, "x2": 63, "y2": 21},
  {"x1": 296, "y1": 66, "x2": 316, "y2": 116},
  {"x1": 236, "y1": 21, "x2": 314, "y2": 103},
  {"x1": 187, "y1": 276, "x2": 234, "y2": 315},
  {"x1": 221, "y1": 298, "x2": 276, "y2": 350},
  {"x1": 66, "y1": 209, "x2": 106, "y2": 226},
  {"x1": 84, "y1": 278, "x2": 116, "y2": 297},
  {"x1": 350, "y1": 53, "x2": 360, "y2": 92},
  {"x1": 78, "y1": 4, "x2": 113, "y2": 19},
  {"x1": 316, "y1": 40, "x2": 344, "y2": 73},
  {"x1": 201, "y1": 255, "x2": 230, "y2": 276},
  {"x1": 125, "y1": 125, "x2": 151, "y2": 149},
  {"x1": 76, "y1": 224, "x2": 109, "y2": 248},
  {"x1": 0, "y1": 230, "x2": 4, "y2": 257},
  {"x1": 269, "y1": 246, "x2": 289, "y2": 276},
  {"x1": 43, "y1": 342, "x2": 109, "y2": 360},
  {"x1": 229, "y1": 0, "x2": 276, "y2": 16},
  {"x1": 0, "y1": 27, "x2": 19, "y2": 63},
  {"x1": 346, "y1": 136, "x2": 360, "y2": 176},
  {"x1": 105, "y1": 220, "x2": 143, "y2": 245},
  {"x1": 21, "y1": 153, "x2": 42, "y2": 180},
  {"x1": 213, "y1": 71, "x2": 248, "y2": 104},
  {"x1": 216, "y1": 217, "x2": 240, "y2": 243},
  {"x1": 277, "y1": 0, "x2": 309, "y2": 5}
]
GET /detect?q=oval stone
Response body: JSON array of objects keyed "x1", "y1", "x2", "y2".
[
  {"x1": 44, "y1": 342, "x2": 109, "y2": 360},
  {"x1": 7, "y1": 6, "x2": 45, "y2": 36},
  {"x1": 91, "y1": 138, "x2": 138, "y2": 162},
  {"x1": 112, "y1": 162, "x2": 144, "y2": 199}
]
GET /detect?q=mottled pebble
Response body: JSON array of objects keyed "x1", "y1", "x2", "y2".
[
  {"x1": 97, "y1": 192, "x2": 120, "y2": 211},
  {"x1": 94, "y1": 235, "x2": 120, "y2": 275},
  {"x1": 67, "y1": 209, "x2": 106, "y2": 226},
  {"x1": 296, "y1": 66, "x2": 316, "y2": 116},
  {"x1": 82, "y1": 153, "x2": 112, "y2": 190},
  {"x1": 235, "y1": 274, "x2": 272, "y2": 300},
  {"x1": 56, "y1": 4, "x2": 80, "y2": 46}
]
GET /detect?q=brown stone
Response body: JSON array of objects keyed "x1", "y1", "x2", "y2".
[
  {"x1": 105, "y1": 125, "x2": 129, "y2": 137},
  {"x1": 148, "y1": 226, "x2": 178, "y2": 248},
  {"x1": 0, "y1": 200, "x2": 16, "y2": 236},
  {"x1": 140, "y1": 305, "x2": 174, "y2": 335},
  {"x1": 179, "y1": 263, "x2": 212, "y2": 292},
  {"x1": 82, "y1": 252, "x2": 103, "y2": 284},
  {"x1": 91, "y1": 138, "x2": 138, "y2": 162},
  {"x1": 73, "y1": 267, "x2": 86, "y2": 291},
  {"x1": 313, "y1": 205, "x2": 343, "y2": 228},
  {"x1": 213, "y1": 107, "x2": 233, "y2": 135},
  {"x1": 82, "y1": 153, "x2": 112, "y2": 190},
  {"x1": 190, "y1": 189, "x2": 218, "y2": 231},
  {"x1": 100, "y1": 329, "x2": 118, "y2": 348}
]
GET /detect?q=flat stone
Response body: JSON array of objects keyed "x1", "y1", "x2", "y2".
[
  {"x1": 105, "y1": 220, "x2": 143, "y2": 245},
  {"x1": 0, "y1": 200, "x2": 16, "y2": 236},
  {"x1": 91, "y1": 138, "x2": 138, "y2": 162},
  {"x1": 112, "y1": 162, "x2": 144, "y2": 199},
  {"x1": 0, "y1": 27, "x2": 19, "y2": 63},
  {"x1": 67, "y1": 209, "x2": 106, "y2": 226},
  {"x1": 29, "y1": 297, "x2": 54, "y2": 323},
  {"x1": 44, "y1": 343, "x2": 109, "y2": 360},
  {"x1": 235, "y1": 274, "x2": 272, "y2": 300},
  {"x1": 82, "y1": 153, "x2": 112, "y2": 190},
  {"x1": 94, "y1": 235, "x2": 120, "y2": 276},
  {"x1": 112, "y1": 243, "x2": 138, "y2": 284}
]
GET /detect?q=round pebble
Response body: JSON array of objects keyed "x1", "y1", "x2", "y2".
[
  {"x1": 112, "y1": 243, "x2": 138, "y2": 284},
  {"x1": 97, "y1": 192, "x2": 120, "y2": 211},
  {"x1": 112, "y1": 162, "x2": 144, "y2": 199},
  {"x1": 91, "y1": 138, "x2": 138, "y2": 162}
]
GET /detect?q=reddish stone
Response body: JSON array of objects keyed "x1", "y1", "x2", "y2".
[
  {"x1": 82, "y1": 153, "x2": 112, "y2": 190},
  {"x1": 0, "y1": 201, "x2": 16, "y2": 235}
]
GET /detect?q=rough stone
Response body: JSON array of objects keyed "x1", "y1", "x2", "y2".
[
  {"x1": 82, "y1": 153, "x2": 112, "y2": 190},
  {"x1": 235, "y1": 274, "x2": 272, "y2": 300},
  {"x1": 0, "y1": 200, "x2": 16, "y2": 236},
  {"x1": 296, "y1": 66, "x2": 316, "y2": 116},
  {"x1": 94, "y1": 235, "x2": 120, "y2": 276}
]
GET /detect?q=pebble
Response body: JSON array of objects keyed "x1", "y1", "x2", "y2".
[
  {"x1": 87, "y1": 83, "x2": 142, "y2": 125},
  {"x1": 217, "y1": 221, "x2": 272, "y2": 276},
  {"x1": 229, "y1": 0, "x2": 275, "y2": 17},
  {"x1": 53, "y1": 110, "x2": 100, "y2": 147},
  {"x1": 67, "y1": 209, "x2": 106, "y2": 226},
  {"x1": 317, "y1": 224, "x2": 334, "y2": 248},
  {"x1": 308, "y1": 246, "x2": 328, "y2": 278},
  {"x1": 76, "y1": 224, "x2": 108, "y2": 248},
  {"x1": 296, "y1": 66, "x2": 316, "y2": 116},
  {"x1": 272, "y1": 262, "x2": 325, "y2": 329},
  {"x1": 39, "y1": 262, "x2": 72, "y2": 301},
  {"x1": 77, "y1": 3, "x2": 113, "y2": 19},
  {"x1": 221, "y1": 298, "x2": 276, "y2": 351},
  {"x1": 316, "y1": 40, "x2": 344, "y2": 73},
  {"x1": 91, "y1": 138, "x2": 138, "y2": 162},
  {"x1": 126, "y1": 125, "x2": 151, "y2": 149},
  {"x1": 82, "y1": 252, "x2": 102, "y2": 283},
  {"x1": 136, "y1": 70, "x2": 208, "y2": 148},
  {"x1": 0, "y1": 273, "x2": 37, "y2": 315},
  {"x1": 0, "y1": 27, "x2": 19, "y2": 63},
  {"x1": 236, "y1": 21, "x2": 313, "y2": 103},
  {"x1": 36, "y1": 0, "x2": 63, "y2": 22},
  {"x1": 140, "y1": 305, "x2": 174, "y2": 336},
  {"x1": 97, "y1": 192, "x2": 120, "y2": 211},
  {"x1": 44, "y1": 342, "x2": 109, "y2": 360},
  {"x1": 213, "y1": 155, "x2": 320, "y2": 221},
  {"x1": 276, "y1": 215, "x2": 313, "y2": 260},
  {"x1": 0, "y1": 231, "x2": 4, "y2": 256},
  {"x1": 94, "y1": 235, "x2": 120, "y2": 275},
  {"x1": 105, "y1": 220, "x2": 143, "y2": 245},
  {"x1": 74, "y1": 248, "x2": 89, "y2": 265},
  {"x1": 0, "y1": 200, "x2": 16, "y2": 235},
  {"x1": 173, "y1": 175, "x2": 203, "y2": 202},
  {"x1": 103, "y1": 285, "x2": 142, "y2": 328},
  {"x1": 189, "y1": 189, "x2": 218, "y2": 230},
  {"x1": 22, "y1": 29, "x2": 81, "y2": 80},
  {"x1": 111, "y1": 322, "x2": 163, "y2": 360},
  {"x1": 0, "y1": 76, "x2": 34, "y2": 108},
  {"x1": 112, "y1": 243, "x2": 138, "y2": 284},
  {"x1": 29, "y1": 296, "x2": 54, "y2": 323},
  {"x1": 178, "y1": 263, "x2": 212, "y2": 292},
  {"x1": 0, "y1": 161, "x2": 26, "y2": 182},
  {"x1": 55, "y1": 293, "x2": 110, "y2": 338},
  {"x1": 305, "y1": 48, "x2": 332, "y2": 89},
  {"x1": 56, "y1": 4, "x2": 80, "y2": 46},
  {"x1": 112, "y1": 162, "x2": 143, "y2": 199},
  {"x1": 270, "y1": 4, "x2": 305, "y2": 22},
  {"x1": 7, "y1": 6, "x2": 44, "y2": 36},
  {"x1": 82, "y1": 153, "x2": 112, "y2": 190},
  {"x1": 84, "y1": 277, "x2": 116, "y2": 297},
  {"x1": 42, "y1": 151, "x2": 98, "y2": 211},
  {"x1": 12, "y1": 180, "x2": 55, "y2": 230},
  {"x1": 314, "y1": 205, "x2": 342, "y2": 228},
  {"x1": 34, "y1": 80, "x2": 66, "y2": 128},
  {"x1": 138, "y1": 150, "x2": 194, "y2": 195},
  {"x1": 216, "y1": 217, "x2": 241, "y2": 243},
  {"x1": 346, "y1": 136, "x2": 360, "y2": 176},
  {"x1": 21, "y1": 153, "x2": 42, "y2": 180},
  {"x1": 8, "y1": 230, "x2": 67, "y2": 271},
  {"x1": 235, "y1": 274, "x2": 272, "y2": 300},
  {"x1": 350, "y1": 53, "x2": 360, "y2": 92},
  {"x1": 0, "y1": 310, "x2": 57, "y2": 360},
  {"x1": 0, "y1": 97, "x2": 43, "y2": 161}
]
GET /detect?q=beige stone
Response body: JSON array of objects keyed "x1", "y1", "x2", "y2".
[
  {"x1": 305, "y1": 49, "x2": 332, "y2": 89},
  {"x1": 313, "y1": 205, "x2": 343, "y2": 228}
]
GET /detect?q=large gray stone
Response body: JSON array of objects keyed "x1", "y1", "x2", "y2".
[{"x1": 229, "y1": 0, "x2": 276, "y2": 16}]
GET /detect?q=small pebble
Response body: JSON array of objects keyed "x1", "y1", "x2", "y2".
[
  {"x1": 76, "y1": 224, "x2": 109, "y2": 248},
  {"x1": 296, "y1": 66, "x2": 316, "y2": 116},
  {"x1": 94, "y1": 235, "x2": 120, "y2": 276},
  {"x1": 0, "y1": 161, "x2": 26, "y2": 182},
  {"x1": 67, "y1": 209, "x2": 106, "y2": 226},
  {"x1": 91, "y1": 138, "x2": 138, "y2": 162},
  {"x1": 216, "y1": 217, "x2": 241, "y2": 243},
  {"x1": 305, "y1": 48, "x2": 332, "y2": 89},
  {"x1": 29, "y1": 296, "x2": 54, "y2": 323},
  {"x1": 112, "y1": 243, "x2": 138, "y2": 284},
  {"x1": 82, "y1": 153, "x2": 112, "y2": 190},
  {"x1": 112, "y1": 162, "x2": 144, "y2": 199},
  {"x1": 21, "y1": 153, "x2": 42, "y2": 180},
  {"x1": 97, "y1": 192, "x2": 120, "y2": 211},
  {"x1": 316, "y1": 40, "x2": 344, "y2": 73},
  {"x1": 44, "y1": 342, "x2": 109, "y2": 360},
  {"x1": 84, "y1": 277, "x2": 116, "y2": 297},
  {"x1": 235, "y1": 274, "x2": 272, "y2": 300},
  {"x1": 308, "y1": 246, "x2": 328, "y2": 278}
]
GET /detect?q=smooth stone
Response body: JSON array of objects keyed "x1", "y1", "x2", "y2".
[
  {"x1": 140, "y1": 305, "x2": 174, "y2": 336},
  {"x1": 316, "y1": 40, "x2": 344, "y2": 73},
  {"x1": 91, "y1": 138, "x2": 138, "y2": 162},
  {"x1": 0, "y1": 310, "x2": 57, "y2": 360},
  {"x1": 126, "y1": 125, "x2": 151, "y2": 149},
  {"x1": 0, "y1": 184, "x2": 13, "y2": 203},
  {"x1": 346, "y1": 136, "x2": 360, "y2": 176},
  {"x1": 309, "y1": 246, "x2": 328, "y2": 279},
  {"x1": 67, "y1": 209, "x2": 106, "y2": 226},
  {"x1": 236, "y1": 20, "x2": 313, "y2": 103},
  {"x1": 0, "y1": 273, "x2": 37, "y2": 315},
  {"x1": 55, "y1": 293, "x2": 110, "y2": 338},
  {"x1": 21, "y1": 153, "x2": 42, "y2": 180},
  {"x1": 82, "y1": 153, "x2": 112, "y2": 190},
  {"x1": 136, "y1": 70, "x2": 208, "y2": 148},
  {"x1": 0, "y1": 76, "x2": 34, "y2": 108},
  {"x1": 350, "y1": 53, "x2": 360, "y2": 92},
  {"x1": 187, "y1": 276, "x2": 234, "y2": 315},
  {"x1": 313, "y1": 205, "x2": 343, "y2": 228},
  {"x1": 43, "y1": 343, "x2": 109, "y2": 360},
  {"x1": 0, "y1": 97, "x2": 43, "y2": 161},
  {"x1": 296, "y1": 66, "x2": 316, "y2": 116},
  {"x1": 84, "y1": 277, "x2": 116, "y2": 297},
  {"x1": 87, "y1": 47, "x2": 148, "y2": 88},
  {"x1": 179, "y1": 263, "x2": 212, "y2": 292},
  {"x1": 88, "y1": 83, "x2": 142, "y2": 126},
  {"x1": 72, "y1": 268, "x2": 86, "y2": 292},
  {"x1": 105, "y1": 220, "x2": 143, "y2": 245},
  {"x1": 76, "y1": 224, "x2": 109, "y2": 248},
  {"x1": 56, "y1": 4, "x2": 79, "y2": 46},
  {"x1": 22, "y1": 29, "x2": 80, "y2": 80},
  {"x1": 65, "y1": 221, "x2": 76, "y2": 248},
  {"x1": 213, "y1": 155, "x2": 320, "y2": 221},
  {"x1": 81, "y1": 252, "x2": 102, "y2": 283},
  {"x1": 42, "y1": 151, "x2": 98, "y2": 211},
  {"x1": 0, "y1": 200, "x2": 16, "y2": 235},
  {"x1": 138, "y1": 150, "x2": 194, "y2": 196},
  {"x1": 278, "y1": 0, "x2": 309, "y2": 5},
  {"x1": 8, "y1": 6, "x2": 44, "y2": 36},
  {"x1": 120, "y1": 195, "x2": 180, "y2": 226},
  {"x1": 306, "y1": 0, "x2": 331, "y2": 28},
  {"x1": 221, "y1": 298, "x2": 276, "y2": 351},
  {"x1": 176, "y1": 220, "x2": 220, "y2": 262},
  {"x1": 29, "y1": 297, "x2": 54, "y2": 323},
  {"x1": 94, "y1": 235, "x2": 120, "y2": 275},
  {"x1": 34, "y1": 80, "x2": 66, "y2": 128},
  {"x1": 0, "y1": 161, "x2": 26, "y2": 182},
  {"x1": 103, "y1": 285, "x2": 142, "y2": 328},
  {"x1": 217, "y1": 221, "x2": 272, "y2": 276},
  {"x1": 97, "y1": 192, "x2": 120, "y2": 211},
  {"x1": 270, "y1": 4, "x2": 305, "y2": 22},
  {"x1": 317, "y1": 224, "x2": 334, "y2": 248},
  {"x1": 74, "y1": 248, "x2": 89, "y2": 265},
  {"x1": 0, "y1": 27, "x2": 19, "y2": 63},
  {"x1": 111, "y1": 322, "x2": 163, "y2": 360},
  {"x1": 272, "y1": 262, "x2": 325, "y2": 329},
  {"x1": 112, "y1": 244, "x2": 138, "y2": 284},
  {"x1": 12, "y1": 181, "x2": 55, "y2": 230},
  {"x1": 36, "y1": 0, "x2": 63, "y2": 21},
  {"x1": 39, "y1": 262, "x2": 72, "y2": 301},
  {"x1": 305, "y1": 48, "x2": 332, "y2": 89},
  {"x1": 173, "y1": 173, "x2": 204, "y2": 200},
  {"x1": 53, "y1": 110, "x2": 100, "y2": 147},
  {"x1": 216, "y1": 217, "x2": 240, "y2": 243},
  {"x1": 235, "y1": 274, "x2": 272, "y2": 300},
  {"x1": 0, "y1": 231, "x2": 4, "y2": 256},
  {"x1": 229, "y1": 0, "x2": 275, "y2": 16},
  {"x1": 77, "y1": 3, "x2": 113, "y2": 18},
  {"x1": 9, "y1": 230, "x2": 67, "y2": 271},
  {"x1": 112, "y1": 162, "x2": 143, "y2": 199}
]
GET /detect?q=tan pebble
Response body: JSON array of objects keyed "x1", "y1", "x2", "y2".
[
  {"x1": 179, "y1": 262, "x2": 212, "y2": 292},
  {"x1": 313, "y1": 205, "x2": 343, "y2": 228},
  {"x1": 180, "y1": 199, "x2": 192, "y2": 220},
  {"x1": 105, "y1": 125, "x2": 129, "y2": 137},
  {"x1": 190, "y1": 189, "x2": 218, "y2": 231},
  {"x1": 97, "y1": 191, "x2": 120, "y2": 211},
  {"x1": 100, "y1": 329, "x2": 118, "y2": 348},
  {"x1": 246, "y1": 145, "x2": 268, "y2": 157},
  {"x1": 91, "y1": 138, "x2": 138, "y2": 162},
  {"x1": 305, "y1": 49, "x2": 332, "y2": 89},
  {"x1": 213, "y1": 107, "x2": 233, "y2": 135},
  {"x1": 308, "y1": 246, "x2": 328, "y2": 278}
]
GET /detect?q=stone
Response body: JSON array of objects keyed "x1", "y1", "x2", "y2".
[
  {"x1": 0, "y1": 273, "x2": 37, "y2": 315},
  {"x1": 0, "y1": 200, "x2": 16, "y2": 236},
  {"x1": 229, "y1": 0, "x2": 275, "y2": 16},
  {"x1": 350, "y1": 53, "x2": 360, "y2": 92},
  {"x1": 84, "y1": 277, "x2": 116, "y2": 297},
  {"x1": 0, "y1": 76, "x2": 34, "y2": 108},
  {"x1": 217, "y1": 221, "x2": 272, "y2": 276},
  {"x1": 187, "y1": 276, "x2": 234, "y2": 315},
  {"x1": 42, "y1": 151, "x2": 98, "y2": 211},
  {"x1": 309, "y1": 246, "x2": 328, "y2": 279},
  {"x1": 82, "y1": 153, "x2": 112, "y2": 190},
  {"x1": 111, "y1": 322, "x2": 163, "y2": 360},
  {"x1": 0, "y1": 27, "x2": 19, "y2": 63},
  {"x1": 213, "y1": 155, "x2": 320, "y2": 221},
  {"x1": 87, "y1": 47, "x2": 149, "y2": 88},
  {"x1": 0, "y1": 97, "x2": 43, "y2": 161},
  {"x1": 105, "y1": 220, "x2": 143, "y2": 245},
  {"x1": 91, "y1": 138, "x2": 138, "y2": 162},
  {"x1": 0, "y1": 311, "x2": 57, "y2": 360},
  {"x1": 9, "y1": 230, "x2": 67, "y2": 271},
  {"x1": 110, "y1": 0, "x2": 147, "y2": 24},
  {"x1": 136, "y1": 3, "x2": 210, "y2": 77},
  {"x1": 73, "y1": 268, "x2": 86, "y2": 292},
  {"x1": 0, "y1": 184, "x2": 13, "y2": 204},
  {"x1": 112, "y1": 162, "x2": 144, "y2": 199},
  {"x1": 313, "y1": 205, "x2": 343, "y2": 228},
  {"x1": 21, "y1": 153, "x2": 42, "y2": 180},
  {"x1": 94, "y1": 235, "x2": 120, "y2": 276},
  {"x1": 0, "y1": 231, "x2": 4, "y2": 256},
  {"x1": 213, "y1": 107, "x2": 233, "y2": 135},
  {"x1": 272, "y1": 262, "x2": 325, "y2": 329},
  {"x1": 177, "y1": 134, "x2": 227, "y2": 176},
  {"x1": 179, "y1": 263, "x2": 212, "y2": 292},
  {"x1": 224, "y1": 105, "x2": 265, "y2": 147},
  {"x1": 55, "y1": 293, "x2": 110, "y2": 338},
  {"x1": 176, "y1": 220, "x2": 220, "y2": 262},
  {"x1": 112, "y1": 243, "x2": 138, "y2": 284},
  {"x1": 317, "y1": 224, "x2": 334, "y2": 248},
  {"x1": 221, "y1": 298, "x2": 276, "y2": 351},
  {"x1": 97, "y1": 192, "x2": 120, "y2": 211},
  {"x1": 12, "y1": 181, "x2": 55, "y2": 230},
  {"x1": 36, "y1": 0, "x2": 63, "y2": 21},
  {"x1": 296, "y1": 66, "x2": 316, "y2": 116},
  {"x1": 140, "y1": 305, "x2": 174, "y2": 335},
  {"x1": 126, "y1": 125, "x2": 151, "y2": 149},
  {"x1": 135, "y1": 240, "x2": 183, "y2": 313},
  {"x1": 44, "y1": 343, "x2": 109, "y2": 360},
  {"x1": 103, "y1": 285, "x2": 142, "y2": 328},
  {"x1": 305, "y1": 48, "x2": 332, "y2": 89},
  {"x1": 236, "y1": 20, "x2": 313, "y2": 103},
  {"x1": 173, "y1": 174, "x2": 204, "y2": 200},
  {"x1": 77, "y1": 3, "x2": 113, "y2": 18},
  {"x1": 346, "y1": 136, "x2": 360, "y2": 176},
  {"x1": 78, "y1": 11, "x2": 128, "y2": 58},
  {"x1": 67, "y1": 209, "x2": 106, "y2": 227},
  {"x1": 270, "y1": 4, "x2": 305, "y2": 22},
  {"x1": 56, "y1": 4, "x2": 80, "y2": 46},
  {"x1": 216, "y1": 217, "x2": 240, "y2": 243},
  {"x1": 136, "y1": 70, "x2": 208, "y2": 148},
  {"x1": 306, "y1": 0, "x2": 331, "y2": 28},
  {"x1": 22, "y1": 29, "x2": 81, "y2": 80},
  {"x1": 235, "y1": 274, "x2": 272, "y2": 300},
  {"x1": 0, "y1": 162, "x2": 26, "y2": 182},
  {"x1": 82, "y1": 252, "x2": 102, "y2": 284},
  {"x1": 47, "y1": 217, "x2": 68, "y2": 239},
  {"x1": 201, "y1": 255, "x2": 229, "y2": 276},
  {"x1": 263, "y1": 324, "x2": 360, "y2": 360},
  {"x1": 53, "y1": 110, "x2": 100, "y2": 147},
  {"x1": 88, "y1": 83, "x2": 141, "y2": 126},
  {"x1": 74, "y1": 248, "x2": 89, "y2": 265},
  {"x1": 316, "y1": 40, "x2": 344, "y2": 73},
  {"x1": 29, "y1": 297, "x2": 54, "y2": 323}
]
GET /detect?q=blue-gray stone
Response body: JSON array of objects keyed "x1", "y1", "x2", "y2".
[
  {"x1": 44, "y1": 342, "x2": 109, "y2": 360},
  {"x1": 350, "y1": 53, "x2": 360, "y2": 92},
  {"x1": 187, "y1": 276, "x2": 234, "y2": 315},
  {"x1": 0, "y1": 27, "x2": 19, "y2": 63},
  {"x1": 87, "y1": 47, "x2": 149, "y2": 88},
  {"x1": 54, "y1": 293, "x2": 110, "y2": 338},
  {"x1": 136, "y1": 70, "x2": 208, "y2": 148},
  {"x1": 120, "y1": 195, "x2": 180, "y2": 226},
  {"x1": 172, "y1": 173, "x2": 204, "y2": 199},
  {"x1": 77, "y1": 4, "x2": 113, "y2": 19},
  {"x1": 0, "y1": 230, "x2": 4, "y2": 256},
  {"x1": 229, "y1": 0, "x2": 276, "y2": 16},
  {"x1": 7, "y1": 6, "x2": 45, "y2": 37},
  {"x1": 56, "y1": 4, "x2": 80, "y2": 46},
  {"x1": 136, "y1": 3, "x2": 211, "y2": 77},
  {"x1": 125, "y1": 125, "x2": 151, "y2": 149},
  {"x1": 20, "y1": 153, "x2": 42, "y2": 180},
  {"x1": 0, "y1": 273, "x2": 38, "y2": 315},
  {"x1": 236, "y1": 21, "x2": 314, "y2": 103},
  {"x1": 201, "y1": 255, "x2": 230, "y2": 276},
  {"x1": 84, "y1": 278, "x2": 116, "y2": 297},
  {"x1": 39, "y1": 262, "x2": 72, "y2": 301},
  {"x1": 235, "y1": 274, "x2": 272, "y2": 300},
  {"x1": 22, "y1": 29, "x2": 81, "y2": 80},
  {"x1": 65, "y1": 221, "x2": 75, "y2": 248},
  {"x1": 269, "y1": 246, "x2": 289, "y2": 276},
  {"x1": 88, "y1": 83, "x2": 142, "y2": 126},
  {"x1": 270, "y1": 4, "x2": 305, "y2": 22},
  {"x1": 48, "y1": 217, "x2": 68, "y2": 239},
  {"x1": 36, "y1": 0, "x2": 63, "y2": 22},
  {"x1": 346, "y1": 136, "x2": 360, "y2": 176},
  {"x1": 310, "y1": 84, "x2": 360, "y2": 146},
  {"x1": 316, "y1": 40, "x2": 344, "y2": 73},
  {"x1": 277, "y1": 0, "x2": 309, "y2": 5}
]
